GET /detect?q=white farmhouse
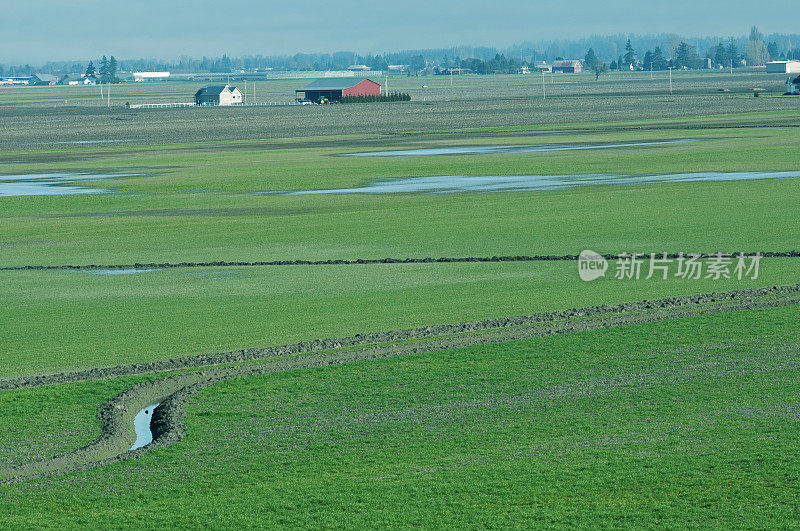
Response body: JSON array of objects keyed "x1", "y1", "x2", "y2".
[
  {"x1": 194, "y1": 85, "x2": 243, "y2": 106},
  {"x1": 787, "y1": 75, "x2": 800, "y2": 95}
]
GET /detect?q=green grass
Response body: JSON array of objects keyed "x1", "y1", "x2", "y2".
[
  {"x1": 2, "y1": 125, "x2": 800, "y2": 378},
  {"x1": 2, "y1": 306, "x2": 797, "y2": 528},
  {"x1": 3, "y1": 74, "x2": 800, "y2": 526},
  {"x1": 2, "y1": 128, "x2": 800, "y2": 267},
  {"x1": 2, "y1": 258, "x2": 799, "y2": 378},
  {"x1": 0, "y1": 376, "x2": 159, "y2": 469}
]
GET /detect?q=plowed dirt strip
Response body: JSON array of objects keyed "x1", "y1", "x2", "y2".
[{"x1": 2, "y1": 251, "x2": 798, "y2": 271}]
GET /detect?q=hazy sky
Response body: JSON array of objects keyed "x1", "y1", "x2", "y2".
[{"x1": 2, "y1": 0, "x2": 796, "y2": 63}]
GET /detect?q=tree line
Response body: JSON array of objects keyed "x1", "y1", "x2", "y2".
[
  {"x1": 582, "y1": 27, "x2": 787, "y2": 80},
  {"x1": 2, "y1": 28, "x2": 799, "y2": 77},
  {"x1": 84, "y1": 55, "x2": 119, "y2": 83}
]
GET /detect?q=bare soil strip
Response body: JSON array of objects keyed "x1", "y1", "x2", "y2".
[
  {"x1": 2, "y1": 284, "x2": 799, "y2": 484},
  {"x1": 2, "y1": 251, "x2": 798, "y2": 272}
]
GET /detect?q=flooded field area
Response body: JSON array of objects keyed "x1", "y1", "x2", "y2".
[
  {"x1": 340, "y1": 139, "x2": 717, "y2": 157},
  {"x1": 288, "y1": 171, "x2": 800, "y2": 195},
  {"x1": 0, "y1": 173, "x2": 137, "y2": 197}
]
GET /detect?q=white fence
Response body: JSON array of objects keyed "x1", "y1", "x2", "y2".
[
  {"x1": 127, "y1": 101, "x2": 304, "y2": 109},
  {"x1": 127, "y1": 102, "x2": 196, "y2": 109}
]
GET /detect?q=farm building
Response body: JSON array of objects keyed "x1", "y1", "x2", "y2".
[
  {"x1": 134, "y1": 72, "x2": 171, "y2": 82},
  {"x1": 767, "y1": 60, "x2": 800, "y2": 74},
  {"x1": 194, "y1": 85, "x2": 243, "y2": 106},
  {"x1": 551, "y1": 60, "x2": 582, "y2": 73},
  {"x1": 788, "y1": 76, "x2": 800, "y2": 95},
  {"x1": 29, "y1": 74, "x2": 58, "y2": 86},
  {"x1": 532, "y1": 61, "x2": 552, "y2": 73},
  {"x1": 0, "y1": 76, "x2": 32, "y2": 85},
  {"x1": 295, "y1": 78, "x2": 382, "y2": 103}
]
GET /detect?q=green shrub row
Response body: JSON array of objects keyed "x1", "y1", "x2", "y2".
[{"x1": 341, "y1": 92, "x2": 411, "y2": 103}]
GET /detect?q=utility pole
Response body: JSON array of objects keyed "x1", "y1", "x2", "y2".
[
  {"x1": 669, "y1": 67, "x2": 673, "y2": 95},
  {"x1": 244, "y1": 79, "x2": 247, "y2": 104},
  {"x1": 650, "y1": 62, "x2": 653, "y2": 80},
  {"x1": 99, "y1": 81, "x2": 103, "y2": 100},
  {"x1": 542, "y1": 69, "x2": 546, "y2": 100},
  {"x1": 107, "y1": 82, "x2": 110, "y2": 107},
  {"x1": 730, "y1": 58, "x2": 733, "y2": 75}
]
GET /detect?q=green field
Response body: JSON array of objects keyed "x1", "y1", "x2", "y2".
[
  {"x1": 2, "y1": 307, "x2": 799, "y2": 527},
  {"x1": 1, "y1": 73, "x2": 799, "y2": 527}
]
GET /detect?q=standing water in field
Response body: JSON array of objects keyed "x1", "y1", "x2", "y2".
[
  {"x1": 0, "y1": 173, "x2": 139, "y2": 197},
  {"x1": 285, "y1": 171, "x2": 800, "y2": 195},
  {"x1": 339, "y1": 138, "x2": 714, "y2": 157},
  {"x1": 130, "y1": 403, "x2": 161, "y2": 451}
]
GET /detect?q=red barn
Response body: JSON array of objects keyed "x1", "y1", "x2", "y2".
[{"x1": 295, "y1": 78, "x2": 382, "y2": 103}]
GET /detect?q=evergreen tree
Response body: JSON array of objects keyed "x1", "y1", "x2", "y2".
[
  {"x1": 85, "y1": 60, "x2": 96, "y2": 78},
  {"x1": 727, "y1": 40, "x2": 740, "y2": 67},
  {"x1": 642, "y1": 50, "x2": 653, "y2": 70},
  {"x1": 584, "y1": 48, "x2": 598, "y2": 70},
  {"x1": 713, "y1": 43, "x2": 728, "y2": 67},
  {"x1": 675, "y1": 42, "x2": 698, "y2": 68},
  {"x1": 767, "y1": 42, "x2": 779, "y2": 61},
  {"x1": 623, "y1": 39, "x2": 637, "y2": 69},
  {"x1": 108, "y1": 56, "x2": 118, "y2": 83},
  {"x1": 99, "y1": 55, "x2": 109, "y2": 81},
  {"x1": 651, "y1": 47, "x2": 668, "y2": 70}
]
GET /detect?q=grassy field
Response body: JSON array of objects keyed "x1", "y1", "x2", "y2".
[
  {"x1": 2, "y1": 128, "x2": 800, "y2": 267},
  {"x1": 2, "y1": 306, "x2": 798, "y2": 527},
  {"x1": 2, "y1": 72, "x2": 799, "y2": 526}
]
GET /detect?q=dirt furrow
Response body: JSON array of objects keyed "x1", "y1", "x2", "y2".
[{"x1": 1, "y1": 251, "x2": 798, "y2": 272}]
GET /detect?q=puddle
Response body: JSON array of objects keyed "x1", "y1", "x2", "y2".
[
  {"x1": 33, "y1": 139, "x2": 140, "y2": 146},
  {"x1": 286, "y1": 171, "x2": 800, "y2": 195},
  {"x1": 0, "y1": 173, "x2": 140, "y2": 197},
  {"x1": 340, "y1": 139, "x2": 713, "y2": 157},
  {"x1": 81, "y1": 269, "x2": 160, "y2": 276},
  {"x1": 130, "y1": 403, "x2": 160, "y2": 451}
]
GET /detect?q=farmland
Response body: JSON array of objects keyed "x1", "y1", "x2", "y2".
[{"x1": 1, "y1": 71, "x2": 799, "y2": 527}]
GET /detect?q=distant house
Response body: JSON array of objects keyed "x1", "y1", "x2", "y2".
[
  {"x1": 531, "y1": 61, "x2": 552, "y2": 73},
  {"x1": 551, "y1": 60, "x2": 582, "y2": 73},
  {"x1": 58, "y1": 74, "x2": 79, "y2": 85},
  {"x1": 29, "y1": 74, "x2": 58, "y2": 86},
  {"x1": 295, "y1": 78, "x2": 382, "y2": 103},
  {"x1": 347, "y1": 65, "x2": 371, "y2": 71},
  {"x1": 0, "y1": 76, "x2": 32, "y2": 85},
  {"x1": 194, "y1": 85, "x2": 243, "y2": 106},
  {"x1": 767, "y1": 60, "x2": 800, "y2": 74},
  {"x1": 787, "y1": 76, "x2": 800, "y2": 95},
  {"x1": 438, "y1": 67, "x2": 471, "y2": 75}
]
